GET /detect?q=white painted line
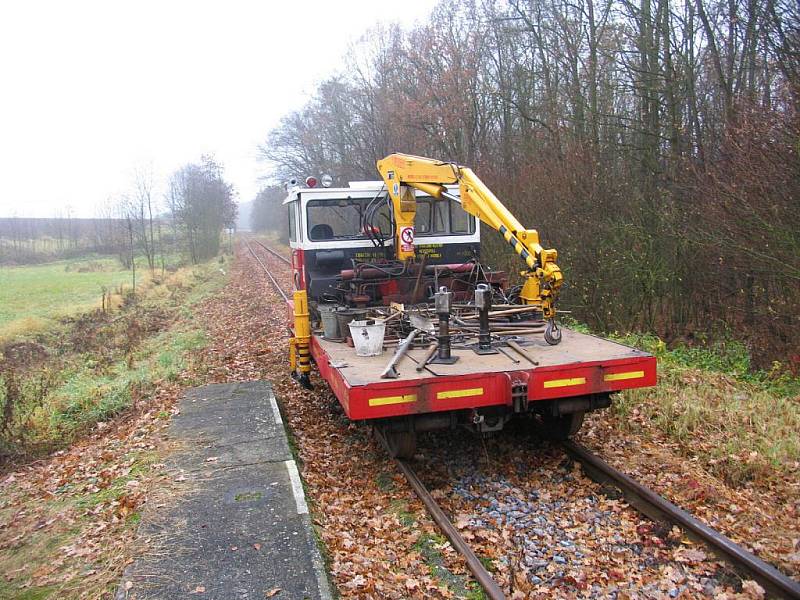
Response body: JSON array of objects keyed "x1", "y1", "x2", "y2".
[
  {"x1": 284, "y1": 460, "x2": 309, "y2": 515},
  {"x1": 269, "y1": 395, "x2": 283, "y2": 425}
]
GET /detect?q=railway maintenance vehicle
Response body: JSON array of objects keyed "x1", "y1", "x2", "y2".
[{"x1": 282, "y1": 154, "x2": 656, "y2": 457}]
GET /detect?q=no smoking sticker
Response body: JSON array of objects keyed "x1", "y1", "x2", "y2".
[{"x1": 400, "y1": 226, "x2": 414, "y2": 252}]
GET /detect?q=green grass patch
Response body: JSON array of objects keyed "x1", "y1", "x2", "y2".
[
  {"x1": 234, "y1": 491, "x2": 264, "y2": 502},
  {"x1": 0, "y1": 581, "x2": 60, "y2": 600},
  {"x1": 0, "y1": 257, "x2": 133, "y2": 340},
  {"x1": 412, "y1": 533, "x2": 476, "y2": 596},
  {"x1": 466, "y1": 583, "x2": 489, "y2": 600},
  {"x1": 388, "y1": 500, "x2": 416, "y2": 527},
  {"x1": 375, "y1": 471, "x2": 394, "y2": 491},
  {"x1": 0, "y1": 261, "x2": 225, "y2": 460}
]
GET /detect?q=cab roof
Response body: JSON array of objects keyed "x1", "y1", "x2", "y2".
[{"x1": 282, "y1": 182, "x2": 458, "y2": 204}]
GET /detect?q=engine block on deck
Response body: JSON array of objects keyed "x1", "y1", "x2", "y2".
[{"x1": 335, "y1": 259, "x2": 507, "y2": 307}]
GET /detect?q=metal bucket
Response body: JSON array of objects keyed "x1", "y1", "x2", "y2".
[
  {"x1": 318, "y1": 304, "x2": 341, "y2": 340},
  {"x1": 335, "y1": 309, "x2": 367, "y2": 338},
  {"x1": 348, "y1": 319, "x2": 386, "y2": 356}
]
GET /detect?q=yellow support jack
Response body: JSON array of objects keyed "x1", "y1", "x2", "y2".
[{"x1": 291, "y1": 290, "x2": 313, "y2": 389}]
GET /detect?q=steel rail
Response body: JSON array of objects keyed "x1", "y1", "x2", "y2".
[
  {"x1": 251, "y1": 239, "x2": 292, "y2": 266},
  {"x1": 244, "y1": 239, "x2": 290, "y2": 302},
  {"x1": 562, "y1": 440, "x2": 800, "y2": 600},
  {"x1": 374, "y1": 430, "x2": 506, "y2": 600}
]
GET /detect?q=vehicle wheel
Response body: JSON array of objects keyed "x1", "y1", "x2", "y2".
[
  {"x1": 384, "y1": 430, "x2": 417, "y2": 459},
  {"x1": 536, "y1": 411, "x2": 585, "y2": 440}
]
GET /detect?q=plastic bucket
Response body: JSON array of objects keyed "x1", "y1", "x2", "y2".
[
  {"x1": 348, "y1": 319, "x2": 386, "y2": 356},
  {"x1": 318, "y1": 304, "x2": 341, "y2": 339}
]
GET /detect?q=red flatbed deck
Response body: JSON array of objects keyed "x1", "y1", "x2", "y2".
[{"x1": 311, "y1": 328, "x2": 656, "y2": 420}]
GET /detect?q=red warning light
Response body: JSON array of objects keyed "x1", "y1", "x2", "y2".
[{"x1": 305, "y1": 176, "x2": 318, "y2": 188}]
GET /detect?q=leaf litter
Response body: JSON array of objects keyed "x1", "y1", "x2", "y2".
[{"x1": 3, "y1": 241, "x2": 794, "y2": 599}]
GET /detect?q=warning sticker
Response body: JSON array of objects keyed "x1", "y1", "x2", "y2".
[{"x1": 399, "y1": 226, "x2": 414, "y2": 253}]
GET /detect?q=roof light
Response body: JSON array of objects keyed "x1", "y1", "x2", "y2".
[
  {"x1": 321, "y1": 174, "x2": 333, "y2": 188},
  {"x1": 305, "y1": 176, "x2": 318, "y2": 188}
]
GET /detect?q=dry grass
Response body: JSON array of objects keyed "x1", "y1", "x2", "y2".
[{"x1": 612, "y1": 359, "x2": 800, "y2": 485}]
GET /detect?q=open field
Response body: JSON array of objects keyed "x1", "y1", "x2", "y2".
[
  {"x1": 0, "y1": 255, "x2": 193, "y2": 344},
  {"x1": 0, "y1": 257, "x2": 226, "y2": 460},
  {"x1": 0, "y1": 257, "x2": 133, "y2": 340}
]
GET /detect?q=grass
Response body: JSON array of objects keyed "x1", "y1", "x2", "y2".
[
  {"x1": 412, "y1": 532, "x2": 480, "y2": 597},
  {"x1": 0, "y1": 259, "x2": 225, "y2": 461},
  {"x1": 0, "y1": 257, "x2": 132, "y2": 338},
  {"x1": 608, "y1": 331, "x2": 800, "y2": 485},
  {"x1": 389, "y1": 499, "x2": 417, "y2": 527},
  {"x1": 0, "y1": 254, "x2": 196, "y2": 344}
]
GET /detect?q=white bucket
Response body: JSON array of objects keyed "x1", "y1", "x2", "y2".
[{"x1": 348, "y1": 319, "x2": 386, "y2": 356}]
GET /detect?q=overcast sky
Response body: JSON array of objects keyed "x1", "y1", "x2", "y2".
[{"x1": 0, "y1": 0, "x2": 437, "y2": 218}]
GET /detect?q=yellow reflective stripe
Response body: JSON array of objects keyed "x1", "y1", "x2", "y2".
[
  {"x1": 604, "y1": 370, "x2": 645, "y2": 382},
  {"x1": 437, "y1": 387, "x2": 484, "y2": 400},
  {"x1": 368, "y1": 394, "x2": 417, "y2": 407},
  {"x1": 543, "y1": 377, "x2": 586, "y2": 389}
]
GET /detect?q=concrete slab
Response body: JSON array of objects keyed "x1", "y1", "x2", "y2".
[{"x1": 117, "y1": 382, "x2": 331, "y2": 600}]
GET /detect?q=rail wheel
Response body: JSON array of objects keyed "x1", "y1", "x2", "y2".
[
  {"x1": 535, "y1": 411, "x2": 585, "y2": 440},
  {"x1": 384, "y1": 430, "x2": 417, "y2": 459}
]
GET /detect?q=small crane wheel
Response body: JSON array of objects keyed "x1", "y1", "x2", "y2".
[{"x1": 535, "y1": 411, "x2": 585, "y2": 440}]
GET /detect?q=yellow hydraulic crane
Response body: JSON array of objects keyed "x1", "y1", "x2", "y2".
[{"x1": 376, "y1": 153, "x2": 564, "y2": 345}]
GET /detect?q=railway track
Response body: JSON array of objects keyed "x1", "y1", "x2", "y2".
[
  {"x1": 243, "y1": 238, "x2": 800, "y2": 600},
  {"x1": 244, "y1": 238, "x2": 290, "y2": 302}
]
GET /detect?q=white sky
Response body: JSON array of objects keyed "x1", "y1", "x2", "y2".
[{"x1": 0, "y1": 0, "x2": 437, "y2": 217}]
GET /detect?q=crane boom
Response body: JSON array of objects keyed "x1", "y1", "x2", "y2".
[{"x1": 376, "y1": 153, "x2": 563, "y2": 344}]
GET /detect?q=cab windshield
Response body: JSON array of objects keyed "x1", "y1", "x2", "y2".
[{"x1": 306, "y1": 196, "x2": 474, "y2": 241}]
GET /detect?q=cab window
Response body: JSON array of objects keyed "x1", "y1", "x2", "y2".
[
  {"x1": 450, "y1": 199, "x2": 472, "y2": 233},
  {"x1": 288, "y1": 202, "x2": 297, "y2": 242},
  {"x1": 414, "y1": 202, "x2": 432, "y2": 234},
  {"x1": 414, "y1": 198, "x2": 474, "y2": 236},
  {"x1": 307, "y1": 198, "x2": 392, "y2": 241}
]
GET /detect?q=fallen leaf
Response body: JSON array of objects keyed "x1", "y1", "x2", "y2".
[
  {"x1": 265, "y1": 588, "x2": 281, "y2": 597},
  {"x1": 344, "y1": 574, "x2": 366, "y2": 588},
  {"x1": 742, "y1": 580, "x2": 765, "y2": 599},
  {"x1": 193, "y1": 585, "x2": 206, "y2": 594},
  {"x1": 675, "y1": 548, "x2": 707, "y2": 563}
]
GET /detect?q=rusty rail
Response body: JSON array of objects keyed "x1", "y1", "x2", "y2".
[
  {"x1": 562, "y1": 440, "x2": 800, "y2": 599},
  {"x1": 374, "y1": 429, "x2": 506, "y2": 600},
  {"x1": 251, "y1": 239, "x2": 292, "y2": 266},
  {"x1": 244, "y1": 239, "x2": 290, "y2": 302}
]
